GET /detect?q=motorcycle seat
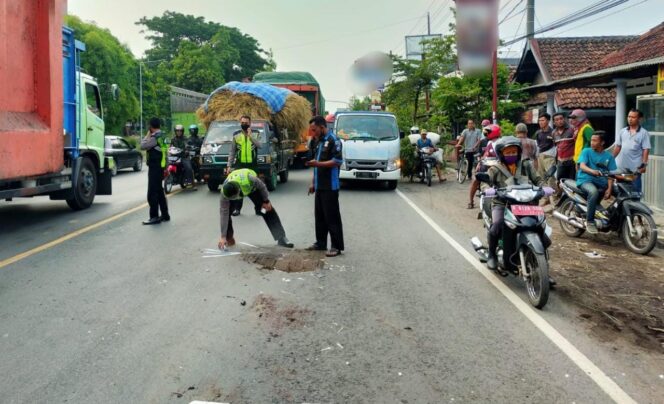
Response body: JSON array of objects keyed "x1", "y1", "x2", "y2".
[{"x1": 562, "y1": 179, "x2": 587, "y2": 197}]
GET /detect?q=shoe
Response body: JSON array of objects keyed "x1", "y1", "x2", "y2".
[
  {"x1": 227, "y1": 237, "x2": 236, "y2": 247},
  {"x1": 277, "y1": 237, "x2": 294, "y2": 248},
  {"x1": 326, "y1": 248, "x2": 341, "y2": 257},
  {"x1": 142, "y1": 217, "x2": 161, "y2": 225},
  {"x1": 231, "y1": 210, "x2": 240, "y2": 216},
  {"x1": 305, "y1": 243, "x2": 326, "y2": 251},
  {"x1": 255, "y1": 210, "x2": 262, "y2": 216},
  {"x1": 587, "y1": 222, "x2": 598, "y2": 234},
  {"x1": 487, "y1": 234, "x2": 498, "y2": 271},
  {"x1": 159, "y1": 215, "x2": 170, "y2": 222}
]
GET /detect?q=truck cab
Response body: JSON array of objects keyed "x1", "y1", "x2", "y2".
[
  {"x1": 200, "y1": 120, "x2": 293, "y2": 192},
  {"x1": 335, "y1": 111, "x2": 403, "y2": 190}
]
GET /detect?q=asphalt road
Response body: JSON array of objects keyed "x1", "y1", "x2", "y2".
[{"x1": 0, "y1": 169, "x2": 661, "y2": 403}]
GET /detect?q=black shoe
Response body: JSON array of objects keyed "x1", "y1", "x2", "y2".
[
  {"x1": 159, "y1": 215, "x2": 170, "y2": 222},
  {"x1": 487, "y1": 256, "x2": 498, "y2": 271},
  {"x1": 305, "y1": 243, "x2": 326, "y2": 251},
  {"x1": 142, "y1": 217, "x2": 161, "y2": 225},
  {"x1": 255, "y1": 210, "x2": 262, "y2": 216},
  {"x1": 326, "y1": 248, "x2": 341, "y2": 257},
  {"x1": 231, "y1": 210, "x2": 240, "y2": 216},
  {"x1": 277, "y1": 237, "x2": 294, "y2": 248}
]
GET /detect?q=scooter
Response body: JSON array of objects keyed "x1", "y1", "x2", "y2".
[
  {"x1": 164, "y1": 146, "x2": 186, "y2": 194},
  {"x1": 414, "y1": 147, "x2": 437, "y2": 187},
  {"x1": 471, "y1": 172, "x2": 555, "y2": 309},
  {"x1": 553, "y1": 168, "x2": 657, "y2": 255}
]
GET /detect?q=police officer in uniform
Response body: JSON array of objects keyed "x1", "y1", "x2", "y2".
[
  {"x1": 305, "y1": 115, "x2": 344, "y2": 257},
  {"x1": 226, "y1": 115, "x2": 261, "y2": 216},
  {"x1": 140, "y1": 117, "x2": 169, "y2": 224},
  {"x1": 218, "y1": 168, "x2": 293, "y2": 249}
]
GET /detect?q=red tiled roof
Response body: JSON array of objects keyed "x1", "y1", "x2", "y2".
[
  {"x1": 598, "y1": 22, "x2": 664, "y2": 69},
  {"x1": 526, "y1": 88, "x2": 616, "y2": 109},
  {"x1": 534, "y1": 36, "x2": 637, "y2": 81}
]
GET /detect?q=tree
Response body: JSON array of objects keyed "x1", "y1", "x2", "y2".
[
  {"x1": 65, "y1": 15, "x2": 140, "y2": 135},
  {"x1": 349, "y1": 96, "x2": 372, "y2": 111}
]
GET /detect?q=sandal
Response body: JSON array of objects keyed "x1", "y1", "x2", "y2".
[{"x1": 467, "y1": 202, "x2": 475, "y2": 209}]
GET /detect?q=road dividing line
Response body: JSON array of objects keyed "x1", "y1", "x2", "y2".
[
  {"x1": 396, "y1": 189, "x2": 636, "y2": 404},
  {"x1": 0, "y1": 189, "x2": 183, "y2": 270}
]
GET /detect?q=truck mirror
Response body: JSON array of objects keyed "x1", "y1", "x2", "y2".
[
  {"x1": 111, "y1": 84, "x2": 119, "y2": 100},
  {"x1": 399, "y1": 131, "x2": 405, "y2": 139}
]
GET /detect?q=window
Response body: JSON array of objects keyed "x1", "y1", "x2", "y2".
[{"x1": 85, "y1": 83, "x2": 102, "y2": 118}]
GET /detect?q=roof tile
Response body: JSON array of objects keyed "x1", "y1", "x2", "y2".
[{"x1": 598, "y1": 22, "x2": 664, "y2": 69}]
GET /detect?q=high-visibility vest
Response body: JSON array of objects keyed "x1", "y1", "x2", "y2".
[
  {"x1": 574, "y1": 123, "x2": 592, "y2": 162},
  {"x1": 226, "y1": 168, "x2": 257, "y2": 196},
  {"x1": 235, "y1": 134, "x2": 255, "y2": 164}
]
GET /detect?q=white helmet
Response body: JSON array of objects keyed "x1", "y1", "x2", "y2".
[{"x1": 410, "y1": 126, "x2": 420, "y2": 134}]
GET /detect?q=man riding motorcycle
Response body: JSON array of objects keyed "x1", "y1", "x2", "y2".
[
  {"x1": 187, "y1": 124, "x2": 203, "y2": 182},
  {"x1": 485, "y1": 136, "x2": 546, "y2": 271},
  {"x1": 416, "y1": 129, "x2": 445, "y2": 183},
  {"x1": 171, "y1": 124, "x2": 195, "y2": 188}
]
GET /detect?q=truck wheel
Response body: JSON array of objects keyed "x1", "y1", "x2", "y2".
[
  {"x1": 279, "y1": 169, "x2": 289, "y2": 183},
  {"x1": 207, "y1": 180, "x2": 219, "y2": 192},
  {"x1": 66, "y1": 157, "x2": 97, "y2": 210},
  {"x1": 133, "y1": 157, "x2": 143, "y2": 172},
  {"x1": 111, "y1": 159, "x2": 118, "y2": 176},
  {"x1": 267, "y1": 171, "x2": 278, "y2": 191},
  {"x1": 387, "y1": 180, "x2": 398, "y2": 190}
]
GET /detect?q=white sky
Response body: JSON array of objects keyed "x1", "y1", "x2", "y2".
[{"x1": 68, "y1": 0, "x2": 663, "y2": 112}]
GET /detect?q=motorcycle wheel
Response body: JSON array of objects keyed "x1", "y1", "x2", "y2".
[
  {"x1": 426, "y1": 165, "x2": 432, "y2": 187},
  {"x1": 164, "y1": 174, "x2": 173, "y2": 194},
  {"x1": 523, "y1": 247, "x2": 550, "y2": 309},
  {"x1": 558, "y1": 199, "x2": 584, "y2": 237},
  {"x1": 622, "y1": 212, "x2": 657, "y2": 255}
]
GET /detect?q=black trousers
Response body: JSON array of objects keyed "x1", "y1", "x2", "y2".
[
  {"x1": 465, "y1": 152, "x2": 476, "y2": 179},
  {"x1": 315, "y1": 190, "x2": 344, "y2": 250},
  {"x1": 226, "y1": 190, "x2": 286, "y2": 241},
  {"x1": 147, "y1": 163, "x2": 169, "y2": 219},
  {"x1": 230, "y1": 162, "x2": 258, "y2": 213},
  {"x1": 556, "y1": 160, "x2": 576, "y2": 181}
]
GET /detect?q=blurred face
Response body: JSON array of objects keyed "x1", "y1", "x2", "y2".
[
  {"x1": 503, "y1": 145, "x2": 519, "y2": 157},
  {"x1": 590, "y1": 134, "x2": 604, "y2": 151},
  {"x1": 240, "y1": 117, "x2": 251, "y2": 129},
  {"x1": 553, "y1": 115, "x2": 565, "y2": 128},
  {"x1": 420, "y1": 132, "x2": 427, "y2": 139},
  {"x1": 467, "y1": 120, "x2": 475, "y2": 130},
  {"x1": 309, "y1": 123, "x2": 324, "y2": 138},
  {"x1": 538, "y1": 116, "x2": 549, "y2": 129},
  {"x1": 627, "y1": 111, "x2": 640, "y2": 127},
  {"x1": 175, "y1": 129, "x2": 184, "y2": 137}
]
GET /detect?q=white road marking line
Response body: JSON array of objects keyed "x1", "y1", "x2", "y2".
[
  {"x1": 189, "y1": 401, "x2": 228, "y2": 404},
  {"x1": 239, "y1": 241, "x2": 259, "y2": 248},
  {"x1": 395, "y1": 189, "x2": 636, "y2": 404}
]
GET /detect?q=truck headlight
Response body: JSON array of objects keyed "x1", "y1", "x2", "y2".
[
  {"x1": 203, "y1": 156, "x2": 213, "y2": 164},
  {"x1": 257, "y1": 155, "x2": 270, "y2": 163},
  {"x1": 387, "y1": 158, "x2": 401, "y2": 171}
]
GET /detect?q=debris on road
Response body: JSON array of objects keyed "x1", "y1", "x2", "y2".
[
  {"x1": 251, "y1": 295, "x2": 311, "y2": 332},
  {"x1": 242, "y1": 249, "x2": 324, "y2": 272},
  {"x1": 583, "y1": 251, "x2": 605, "y2": 259}
]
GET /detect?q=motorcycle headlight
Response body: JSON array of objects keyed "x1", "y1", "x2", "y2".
[{"x1": 387, "y1": 158, "x2": 401, "y2": 171}]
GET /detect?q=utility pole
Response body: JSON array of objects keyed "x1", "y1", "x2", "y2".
[
  {"x1": 527, "y1": 0, "x2": 535, "y2": 38},
  {"x1": 424, "y1": 12, "x2": 431, "y2": 114},
  {"x1": 427, "y1": 12, "x2": 431, "y2": 35}
]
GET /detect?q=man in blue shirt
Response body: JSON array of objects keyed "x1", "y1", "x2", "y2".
[
  {"x1": 577, "y1": 131, "x2": 617, "y2": 234},
  {"x1": 612, "y1": 108, "x2": 651, "y2": 193},
  {"x1": 416, "y1": 130, "x2": 445, "y2": 182},
  {"x1": 305, "y1": 115, "x2": 344, "y2": 257}
]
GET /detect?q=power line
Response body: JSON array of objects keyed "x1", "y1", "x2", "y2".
[
  {"x1": 500, "y1": 0, "x2": 518, "y2": 14},
  {"x1": 499, "y1": 0, "x2": 525, "y2": 26},
  {"x1": 551, "y1": 0, "x2": 650, "y2": 36}
]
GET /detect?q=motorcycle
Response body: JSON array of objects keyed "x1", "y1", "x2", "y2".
[
  {"x1": 553, "y1": 168, "x2": 657, "y2": 255},
  {"x1": 471, "y1": 172, "x2": 555, "y2": 309},
  {"x1": 164, "y1": 146, "x2": 186, "y2": 194},
  {"x1": 186, "y1": 144, "x2": 202, "y2": 183},
  {"x1": 414, "y1": 147, "x2": 438, "y2": 187}
]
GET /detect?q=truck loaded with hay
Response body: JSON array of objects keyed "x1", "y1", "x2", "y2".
[{"x1": 197, "y1": 82, "x2": 312, "y2": 191}]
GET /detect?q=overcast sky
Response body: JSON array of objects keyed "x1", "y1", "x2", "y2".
[{"x1": 68, "y1": 0, "x2": 662, "y2": 112}]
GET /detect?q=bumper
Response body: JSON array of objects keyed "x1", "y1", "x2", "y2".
[{"x1": 340, "y1": 169, "x2": 401, "y2": 180}]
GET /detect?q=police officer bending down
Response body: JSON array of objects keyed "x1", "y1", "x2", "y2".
[
  {"x1": 218, "y1": 168, "x2": 293, "y2": 249},
  {"x1": 226, "y1": 115, "x2": 261, "y2": 216}
]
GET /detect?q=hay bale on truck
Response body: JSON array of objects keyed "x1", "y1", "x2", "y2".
[{"x1": 196, "y1": 82, "x2": 310, "y2": 191}]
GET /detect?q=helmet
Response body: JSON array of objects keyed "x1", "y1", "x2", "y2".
[
  {"x1": 410, "y1": 126, "x2": 420, "y2": 134},
  {"x1": 222, "y1": 181, "x2": 241, "y2": 200},
  {"x1": 494, "y1": 136, "x2": 522, "y2": 163},
  {"x1": 325, "y1": 113, "x2": 335, "y2": 123},
  {"x1": 486, "y1": 124, "x2": 501, "y2": 140},
  {"x1": 481, "y1": 119, "x2": 491, "y2": 128},
  {"x1": 174, "y1": 124, "x2": 184, "y2": 134},
  {"x1": 188, "y1": 124, "x2": 199, "y2": 136}
]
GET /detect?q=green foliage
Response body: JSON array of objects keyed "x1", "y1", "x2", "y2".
[
  {"x1": 499, "y1": 119, "x2": 516, "y2": 136},
  {"x1": 400, "y1": 137, "x2": 417, "y2": 178},
  {"x1": 65, "y1": 16, "x2": 140, "y2": 135},
  {"x1": 349, "y1": 96, "x2": 372, "y2": 111}
]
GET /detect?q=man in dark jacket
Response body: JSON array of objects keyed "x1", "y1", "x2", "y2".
[{"x1": 140, "y1": 117, "x2": 169, "y2": 224}]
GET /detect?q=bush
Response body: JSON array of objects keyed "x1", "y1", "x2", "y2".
[{"x1": 400, "y1": 137, "x2": 417, "y2": 178}]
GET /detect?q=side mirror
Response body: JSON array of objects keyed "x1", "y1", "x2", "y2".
[
  {"x1": 399, "y1": 131, "x2": 405, "y2": 139},
  {"x1": 476, "y1": 172, "x2": 490, "y2": 184}
]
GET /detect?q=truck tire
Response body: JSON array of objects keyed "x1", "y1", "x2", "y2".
[
  {"x1": 279, "y1": 169, "x2": 289, "y2": 183},
  {"x1": 66, "y1": 157, "x2": 97, "y2": 210},
  {"x1": 387, "y1": 180, "x2": 398, "y2": 190}
]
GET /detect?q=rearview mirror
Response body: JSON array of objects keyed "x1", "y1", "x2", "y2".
[
  {"x1": 399, "y1": 131, "x2": 405, "y2": 139},
  {"x1": 476, "y1": 172, "x2": 490, "y2": 184}
]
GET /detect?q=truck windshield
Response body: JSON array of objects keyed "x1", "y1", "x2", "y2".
[
  {"x1": 204, "y1": 121, "x2": 268, "y2": 144},
  {"x1": 336, "y1": 115, "x2": 398, "y2": 141}
]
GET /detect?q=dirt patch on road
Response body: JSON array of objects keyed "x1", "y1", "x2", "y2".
[
  {"x1": 251, "y1": 294, "x2": 312, "y2": 335},
  {"x1": 241, "y1": 249, "x2": 325, "y2": 273},
  {"x1": 548, "y1": 230, "x2": 664, "y2": 352}
]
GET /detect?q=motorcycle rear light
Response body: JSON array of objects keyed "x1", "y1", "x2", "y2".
[{"x1": 168, "y1": 165, "x2": 177, "y2": 173}]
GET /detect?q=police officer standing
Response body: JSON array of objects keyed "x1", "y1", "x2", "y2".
[
  {"x1": 140, "y1": 117, "x2": 169, "y2": 225},
  {"x1": 218, "y1": 168, "x2": 293, "y2": 249},
  {"x1": 226, "y1": 115, "x2": 261, "y2": 216},
  {"x1": 305, "y1": 115, "x2": 344, "y2": 257}
]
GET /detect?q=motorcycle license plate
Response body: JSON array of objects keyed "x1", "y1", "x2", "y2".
[{"x1": 511, "y1": 205, "x2": 544, "y2": 216}]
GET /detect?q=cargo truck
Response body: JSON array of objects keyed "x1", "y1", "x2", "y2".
[
  {"x1": 0, "y1": 0, "x2": 112, "y2": 210},
  {"x1": 252, "y1": 71, "x2": 325, "y2": 165}
]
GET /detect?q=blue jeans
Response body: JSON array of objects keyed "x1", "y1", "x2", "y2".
[
  {"x1": 632, "y1": 174, "x2": 642, "y2": 193},
  {"x1": 580, "y1": 182, "x2": 606, "y2": 222}
]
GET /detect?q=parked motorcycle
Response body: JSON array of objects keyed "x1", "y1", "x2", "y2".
[
  {"x1": 414, "y1": 147, "x2": 437, "y2": 187},
  {"x1": 164, "y1": 146, "x2": 186, "y2": 194},
  {"x1": 553, "y1": 168, "x2": 657, "y2": 255},
  {"x1": 471, "y1": 172, "x2": 555, "y2": 309}
]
